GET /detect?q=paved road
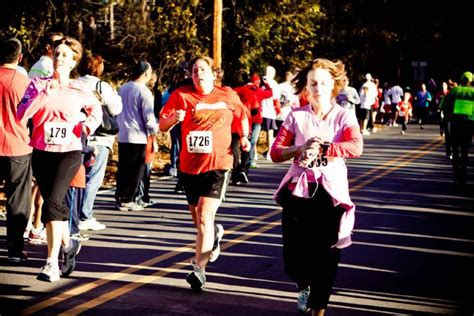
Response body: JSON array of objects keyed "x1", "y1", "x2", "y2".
[{"x1": 1, "y1": 123, "x2": 473, "y2": 315}]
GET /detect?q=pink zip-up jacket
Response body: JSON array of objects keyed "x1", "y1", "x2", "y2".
[
  {"x1": 270, "y1": 103, "x2": 363, "y2": 249},
  {"x1": 17, "y1": 78, "x2": 101, "y2": 152}
]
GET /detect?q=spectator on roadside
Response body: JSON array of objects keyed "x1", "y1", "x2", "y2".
[
  {"x1": 77, "y1": 54, "x2": 122, "y2": 230},
  {"x1": 159, "y1": 56, "x2": 250, "y2": 291},
  {"x1": 84, "y1": 15, "x2": 99, "y2": 51},
  {"x1": 270, "y1": 58, "x2": 363, "y2": 315},
  {"x1": 134, "y1": 69, "x2": 162, "y2": 207},
  {"x1": 17, "y1": 36, "x2": 102, "y2": 282},
  {"x1": 115, "y1": 60, "x2": 158, "y2": 211},
  {"x1": 29, "y1": 32, "x2": 64, "y2": 79},
  {"x1": 0, "y1": 38, "x2": 33, "y2": 263}
]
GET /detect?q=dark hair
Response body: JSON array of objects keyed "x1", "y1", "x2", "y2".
[
  {"x1": 79, "y1": 54, "x2": 104, "y2": 77},
  {"x1": 0, "y1": 38, "x2": 22, "y2": 64},
  {"x1": 292, "y1": 58, "x2": 346, "y2": 98},
  {"x1": 231, "y1": 69, "x2": 249, "y2": 87},
  {"x1": 131, "y1": 60, "x2": 151, "y2": 80},
  {"x1": 40, "y1": 32, "x2": 64, "y2": 54}
]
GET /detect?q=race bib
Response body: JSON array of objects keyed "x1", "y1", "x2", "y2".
[
  {"x1": 44, "y1": 122, "x2": 73, "y2": 145},
  {"x1": 308, "y1": 154, "x2": 334, "y2": 171},
  {"x1": 186, "y1": 131, "x2": 212, "y2": 153}
]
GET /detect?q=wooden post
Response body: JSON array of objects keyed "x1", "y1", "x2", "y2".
[{"x1": 213, "y1": 0, "x2": 222, "y2": 68}]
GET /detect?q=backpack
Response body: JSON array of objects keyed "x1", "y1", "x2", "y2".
[{"x1": 93, "y1": 80, "x2": 119, "y2": 136}]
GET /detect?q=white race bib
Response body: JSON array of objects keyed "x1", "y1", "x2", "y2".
[
  {"x1": 44, "y1": 122, "x2": 73, "y2": 145},
  {"x1": 308, "y1": 155, "x2": 334, "y2": 171},
  {"x1": 186, "y1": 131, "x2": 212, "y2": 153}
]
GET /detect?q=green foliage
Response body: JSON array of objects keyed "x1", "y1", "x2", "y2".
[{"x1": 3, "y1": 0, "x2": 461, "y2": 89}]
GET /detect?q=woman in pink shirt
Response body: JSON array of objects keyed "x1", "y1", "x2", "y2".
[
  {"x1": 17, "y1": 36, "x2": 101, "y2": 283},
  {"x1": 270, "y1": 58, "x2": 363, "y2": 315}
]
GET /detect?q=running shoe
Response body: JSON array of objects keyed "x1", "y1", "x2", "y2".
[
  {"x1": 209, "y1": 224, "x2": 224, "y2": 263},
  {"x1": 116, "y1": 201, "x2": 144, "y2": 212},
  {"x1": 28, "y1": 228, "x2": 47, "y2": 244},
  {"x1": 7, "y1": 251, "x2": 28, "y2": 264},
  {"x1": 78, "y1": 218, "x2": 106, "y2": 231},
  {"x1": 239, "y1": 172, "x2": 249, "y2": 184},
  {"x1": 186, "y1": 259, "x2": 206, "y2": 291},
  {"x1": 37, "y1": 262, "x2": 60, "y2": 282},
  {"x1": 61, "y1": 239, "x2": 81, "y2": 276},
  {"x1": 297, "y1": 286, "x2": 311, "y2": 313},
  {"x1": 70, "y1": 232, "x2": 90, "y2": 241}
]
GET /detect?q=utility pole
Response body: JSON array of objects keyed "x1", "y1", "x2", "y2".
[
  {"x1": 109, "y1": 1, "x2": 115, "y2": 41},
  {"x1": 213, "y1": 0, "x2": 222, "y2": 68}
]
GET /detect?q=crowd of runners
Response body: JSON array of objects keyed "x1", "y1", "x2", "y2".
[{"x1": 1, "y1": 31, "x2": 472, "y2": 315}]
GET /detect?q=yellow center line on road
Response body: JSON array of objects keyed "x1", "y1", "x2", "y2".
[
  {"x1": 20, "y1": 209, "x2": 282, "y2": 315},
  {"x1": 350, "y1": 138, "x2": 443, "y2": 191},
  {"x1": 21, "y1": 137, "x2": 444, "y2": 315},
  {"x1": 58, "y1": 217, "x2": 282, "y2": 315},
  {"x1": 349, "y1": 137, "x2": 442, "y2": 184}
]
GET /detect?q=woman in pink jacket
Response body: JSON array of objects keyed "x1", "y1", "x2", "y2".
[
  {"x1": 270, "y1": 58, "x2": 363, "y2": 315},
  {"x1": 17, "y1": 36, "x2": 101, "y2": 282}
]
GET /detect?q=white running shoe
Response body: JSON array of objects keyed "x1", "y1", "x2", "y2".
[
  {"x1": 78, "y1": 218, "x2": 106, "y2": 231},
  {"x1": 37, "y1": 262, "x2": 60, "y2": 282},
  {"x1": 209, "y1": 224, "x2": 224, "y2": 263}
]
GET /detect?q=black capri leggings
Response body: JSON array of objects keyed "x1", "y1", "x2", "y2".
[
  {"x1": 32, "y1": 149, "x2": 82, "y2": 223},
  {"x1": 280, "y1": 183, "x2": 345, "y2": 310}
]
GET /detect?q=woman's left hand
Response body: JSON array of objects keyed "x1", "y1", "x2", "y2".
[{"x1": 240, "y1": 137, "x2": 251, "y2": 152}]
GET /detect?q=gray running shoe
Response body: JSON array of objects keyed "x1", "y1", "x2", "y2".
[
  {"x1": 297, "y1": 286, "x2": 310, "y2": 313},
  {"x1": 209, "y1": 224, "x2": 224, "y2": 263},
  {"x1": 61, "y1": 239, "x2": 81, "y2": 276},
  {"x1": 70, "y1": 232, "x2": 90, "y2": 241},
  {"x1": 186, "y1": 259, "x2": 206, "y2": 291}
]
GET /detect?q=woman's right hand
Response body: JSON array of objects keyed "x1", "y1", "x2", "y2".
[{"x1": 300, "y1": 136, "x2": 323, "y2": 152}]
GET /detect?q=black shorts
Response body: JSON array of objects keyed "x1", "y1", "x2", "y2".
[
  {"x1": 262, "y1": 118, "x2": 278, "y2": 132},
  {"x1": 358, "y1": 108, "x2": 370, "y2": 121},
  {"x1": 181, "y1": 169, "x2": 230, "y2": 205}
]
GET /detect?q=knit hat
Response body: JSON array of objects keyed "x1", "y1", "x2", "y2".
[
  {"x1": 460, "y1": 71, "x2": 472, "y2": 83},
  {"x1": 251, "y1": 73, "x2": 261, "y2": 83}
]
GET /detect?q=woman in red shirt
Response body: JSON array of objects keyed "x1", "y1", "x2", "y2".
[{"x1": 160, "y1": 56, "x2": 250, "y2": 291}]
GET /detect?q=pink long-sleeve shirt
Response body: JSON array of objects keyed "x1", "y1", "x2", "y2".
[
  {"x1": 270, "y1": 103, "x2": 363, "y2": 249},
  {"x1": 17, "y1": 78, "x2": 101, "y2": 152}
]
